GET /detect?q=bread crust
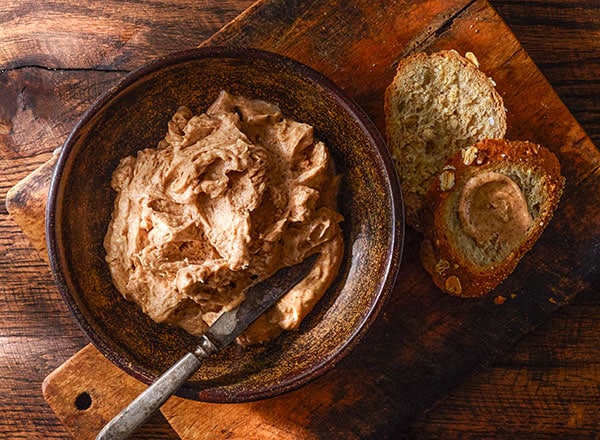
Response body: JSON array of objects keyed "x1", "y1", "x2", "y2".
[
  {"x1": 420, "y1": 139, "x2": 564, "y2": 297},
  {"x1": 385, "y1": 50, "x2": 506, "y2": 230}
]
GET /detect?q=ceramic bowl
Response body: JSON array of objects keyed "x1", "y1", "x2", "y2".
[{"x1": 46, "y1": 47, "x2": 403, "y2": 402}]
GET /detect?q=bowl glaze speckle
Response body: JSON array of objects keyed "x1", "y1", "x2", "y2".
[{"x1": 46, "y1": 47, "x2": 404, "y2": 402}]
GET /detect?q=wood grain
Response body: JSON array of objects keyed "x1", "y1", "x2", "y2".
[
  {"x1": 1, "y1": 0, "x2": 598, "y2": 439},
  {"x1": 41, "y1": 345, "x2": 148, "y2": 440}
]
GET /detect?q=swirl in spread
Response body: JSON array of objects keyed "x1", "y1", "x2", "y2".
[
  {"x1": 458, "y1": 171, "x2": 532, "y2": 251},
  {"x1": 103, "y1": 91, "x2": 344, "y2": 346}
]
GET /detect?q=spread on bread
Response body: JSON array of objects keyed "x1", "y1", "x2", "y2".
[
  {"x1": 458, "y1": 171, "x2": 532, "y2": 249},
  {"x1": 104, "y1": 91, "x2": 344, "y2": 345},
  {"x1": 385, "y1": 50, "x2": 564, "y2": 297},
  {"x1": 420, "y1": 139, "x2": 564, "y2": 297}
]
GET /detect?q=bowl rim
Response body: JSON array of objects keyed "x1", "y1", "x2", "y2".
[{"x1": 45, "y1": 46, "x2": 405, "y2": 402}]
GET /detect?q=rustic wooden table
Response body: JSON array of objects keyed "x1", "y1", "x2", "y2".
[{"x1": 1, "y1": 1, "x2": 598, "y2": 439}]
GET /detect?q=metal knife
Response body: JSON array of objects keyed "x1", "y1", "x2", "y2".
[{"x1": 96, "y1": 254, "x2": 317, "y2": 440}]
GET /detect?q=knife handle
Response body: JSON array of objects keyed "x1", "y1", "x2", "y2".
[{"x1": 96, "y1": 336, "x2": 217, "y2": 440}]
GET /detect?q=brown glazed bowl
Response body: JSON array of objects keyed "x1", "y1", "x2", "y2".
[{"x1": 46, "y1": 47, "x2": 404, "y2": 402}]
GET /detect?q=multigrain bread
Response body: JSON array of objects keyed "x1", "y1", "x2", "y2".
[
  {"x1": 420, "y1": 139, "x2": 564, "y2": 297},
  {"x1": 385, "y1": 50, "x2": 507, "y2": 230}
]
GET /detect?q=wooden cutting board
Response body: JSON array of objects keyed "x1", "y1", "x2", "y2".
[{"x1": 6, "y1": 0, "x2": 600, "y2": 438}]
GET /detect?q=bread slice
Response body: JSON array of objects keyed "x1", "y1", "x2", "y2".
[
  {"x1": 420, "y1": 139, "x2": 564, "y2": 297},
  {"x1": 385, "y1": 50, "x2": 507, "y2": 230}
]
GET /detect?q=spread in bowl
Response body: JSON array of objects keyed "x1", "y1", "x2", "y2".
[{"x1": 104, "y1": 91, "x2": 344, "y2": 346}]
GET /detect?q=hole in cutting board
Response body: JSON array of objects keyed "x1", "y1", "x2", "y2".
[{"x1": 75, "y1": 391, "x2": 92, "y2": 410}]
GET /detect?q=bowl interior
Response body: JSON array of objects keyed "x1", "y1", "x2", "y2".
[{"x1": 47, "y1": 48, "x2": 403, "y2": 402}]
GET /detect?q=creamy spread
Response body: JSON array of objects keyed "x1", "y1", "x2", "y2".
[
  {"x1": 458, "y1": 171, "x2": 532, "y2": 249},
  {"x1": 103, "y1": 91, "x2": 344, "y2": 346}
]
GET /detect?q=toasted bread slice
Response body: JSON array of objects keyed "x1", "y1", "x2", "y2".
[
  {"x1": 385, "y1": 50, "x2": 507, "y2": 230},
  {"x1": 420, "y1": 139, "x2": 564, "y2": 297}
]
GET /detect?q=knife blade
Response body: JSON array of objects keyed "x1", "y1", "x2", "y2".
[
  {"x1": 96, "y1": 253, "x2": 318, "y2": 440},
  {"x1": 197, "y1": 252, "x2": 318, "y2": 354}
]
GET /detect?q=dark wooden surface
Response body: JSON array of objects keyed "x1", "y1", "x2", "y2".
[{"x1": 1, "y1": 1, "x2": 599, "y2": 439}]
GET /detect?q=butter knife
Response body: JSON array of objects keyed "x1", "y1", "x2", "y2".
[{"x1": 96, "y1": 254, "x2": 317, "y2": 440}]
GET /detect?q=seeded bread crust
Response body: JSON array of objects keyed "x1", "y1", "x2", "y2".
[
  {"x1": 420, "y1": 139, "x2": 564, "y2": 297},
  {"x1": 385, "y1": 50, "x2": 507, "y2": 230}
]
